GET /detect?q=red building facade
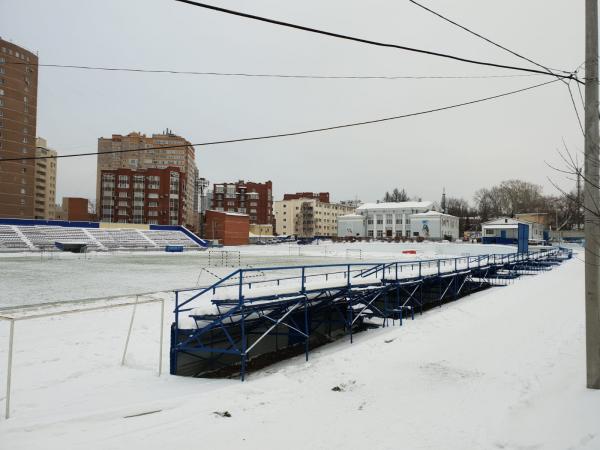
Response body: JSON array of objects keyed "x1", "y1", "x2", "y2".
[
  {"x1": 99, "y1": 167, "x2": 186, "y2": 226},
  {"x1": 205, "y1": 210, "x2": 249, "y2": 246},
  {"x1": 283, "y1": 192, "x2": 330, "y2": 203},
  {"x1": 212, "y1": 180, "x2": 273, "y2": 225}
]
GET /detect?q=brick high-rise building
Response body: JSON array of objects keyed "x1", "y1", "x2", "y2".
[
  {"x1": 283, "y1": 192, "x2": 329, "y2": 203},
  {"x1": 99, "y1": 167, "x2": 186, "y2": 226},
  {"x1": 0, "y1": 38, "x2": 38, "y2": 218},
  {"x1": 211, "y1": 180, "x2": 273, "y2": 225},
  {"x1": 97, "y1": 131, "x2": 199, "y2": 230},
  {"x1": 34, "y1": 137, "x2": 57, "y2": 219}
]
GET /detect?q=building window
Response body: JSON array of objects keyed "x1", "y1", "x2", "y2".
[{"x1": 367, "y1": 230, "x2": 374, "y2": 237}]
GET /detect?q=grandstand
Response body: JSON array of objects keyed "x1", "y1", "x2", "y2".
[{"x1": 0, "y1": 219, "x2": 208, "y2": 252}]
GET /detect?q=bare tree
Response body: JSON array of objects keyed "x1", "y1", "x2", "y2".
[{"x1": 383, "y1": 188, "x2": 410, "y2": 202}]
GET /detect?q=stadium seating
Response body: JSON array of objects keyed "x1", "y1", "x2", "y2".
[
  {"x1": 0, "y1": 225, "x2": 30, "y2": 250},
  {"x1": 0, "y1": 224, "x2": 204, "y2": 252}
]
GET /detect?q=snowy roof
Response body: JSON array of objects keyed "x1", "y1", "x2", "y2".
[
  {"x1": 338, "y1": 214, "x2": 364, "y2": 219},
  {"x1": 410, "y1": 211, "x2": 457, "y2": 218},
  {"x1": 357, "y1": 201, "x2": 433, "y2": 211},
  {"x1": 482, "y1": 217, "x2": 533, "y2": 226},
  {"x1": 206, "y1": 210, "x2": 249, "y2": 217}
]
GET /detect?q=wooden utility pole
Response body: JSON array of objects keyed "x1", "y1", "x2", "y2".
[{"x1": 585, "y1": 0, "x2": 600, "y2": 389}]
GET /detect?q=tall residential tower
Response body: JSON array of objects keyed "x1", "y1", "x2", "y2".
[
  {"x1": 96, "y1": 131, "x2": 199, "y2": 230},
  {"x1": 0, "y1": 38, "x2": 38, "y2": 218}
]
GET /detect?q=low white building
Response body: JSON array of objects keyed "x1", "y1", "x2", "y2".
[
  {"x1": 481, "y1": 217, "x2": 545, "y2": 244},
  {"x1": 356, "y1": 201, "x2": 433, "y2": 239},
  {"x1": 337, "y1": 214, "x2": 366, "y2": 238},
  {"x1": 409, "y1": 211, "x2": 459, "y2": 241}
]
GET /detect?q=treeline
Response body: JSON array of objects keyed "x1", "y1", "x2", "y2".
[{"x1": 382, "y1": 179, "x2": 583, "y2": 233}]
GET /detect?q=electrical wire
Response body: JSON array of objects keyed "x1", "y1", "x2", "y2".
[
  {"x1": 406, "y1": 1, "x2": 586, "y2": 135},
  {"x1": 1, "y1": 61, "x2": 544, "y2": 80},
  {"x1": 0, "y1": 78, "x2": 560, "y2": 163},
  {"x1": 173, "y1": 0, "x2": 579, "y2": 82},
  {"x1": 407, "y1": 0, "x2": 571, "y2": 78}
]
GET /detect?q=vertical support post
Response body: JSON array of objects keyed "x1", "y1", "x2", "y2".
[
  {"x1": 5, "y1": 319, "x2": 15, "y2": 420},
  {"x1": 158, "y1": 298, "x2": 164, "y2": 376},
  {"x1": 301, "y1": 267, "x2": 306, "y2": 293},
  {"x1": 239, "y1": 270, "x2": 246, "y2": 381},
  {"x1": 349, "y1": 300, "x2": 353, "y2": 344},
  {"x1": 347, "y1": 265, "x2": 351, "y2": 288},
  {"x1": 304, "y1": 297, "x2": 309, "y2": 361},
  {"x1": 172, "y1": 291, "x2": 179, "y2": 375},
  {"x1": 121, "y1": 295, "x2": 139, "y2": 366},
  {"x1": 397, "y1": 285, "x2": 402, "y2": 327},
  {"x1": 585, "y1": 0, "x2": 600, "y2": 389}
]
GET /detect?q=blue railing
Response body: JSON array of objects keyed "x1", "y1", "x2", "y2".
[{"x1": 173, "y1": 247, "x2": 561, "y2": 332}]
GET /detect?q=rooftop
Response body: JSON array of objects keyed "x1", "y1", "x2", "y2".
[{"x1": 357, "y1": 201, "x2": 433, "y2": 211}]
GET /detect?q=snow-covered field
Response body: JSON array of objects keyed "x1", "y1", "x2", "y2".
[
  {"x1": 0, "y1": 243, "x2": 598, "y2": 449},
  {"x1": 0, "y1": 241, "x2": 514, "y2": 307}
]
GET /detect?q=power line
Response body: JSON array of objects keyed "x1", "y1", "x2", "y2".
[
  {"x1": 1, "y1": 61, "x2": 543, "y2": 80},
  {"x1": 567, "y1": 81, "x2": 585, "y2": 136},
  {"x1": 407, "y1": 0, "x2": 587, "y2": 135},
  {"x1": 173, "y1": 0, "x2": 579, "y2": 82},
  {"x1": 0, "y1": 78, "x2": 559, "y2": 163},
  {"x1": 407, "y1": 0, "x2": 570, "y2": 78}
]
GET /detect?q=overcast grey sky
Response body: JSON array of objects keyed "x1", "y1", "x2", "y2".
[{"x1": 0, "y1": 0, "x2": 585, "y2": 204}]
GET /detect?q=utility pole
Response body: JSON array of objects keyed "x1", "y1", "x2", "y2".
[{"x1": 585, "y1": 0, "x2": 600, "y2": 389}]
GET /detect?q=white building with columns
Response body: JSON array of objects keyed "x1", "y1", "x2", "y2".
[{"x1": 355, "y1": 201, "x2": 433, "y2": 238}]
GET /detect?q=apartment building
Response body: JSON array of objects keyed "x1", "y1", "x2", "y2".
[
  {"x1": 274, "y1": 197, "x2": 355, "y2": 238},
  {"x1": 0, "y1": 38, "x2": 38, "y2": 218},
  {"x1": 34, "y1": 137, "x2": 57, "y2": 219},
  {"x1": 98, "y1": 167, "x2": 185, "y2": 226},
  {"x1": 283, "y1": 192, "x2": 329, "y2": 203},
  {"x1": 211, "y1": 180, "x2": 273, "y2": 225},
  {"x1": 97, "y1": 131, "x2": 199, "y2": 230}
]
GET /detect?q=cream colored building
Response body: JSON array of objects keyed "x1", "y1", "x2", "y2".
[
  {"x1": 249, "y1": 223, "x2": 274, "y2": 236},
  {"x1": 34, "y1": 137, "x2": 57, "y2": 219},
  {"x1": 274, "y1": 198, "x2": 355, "y2": 237},
  {"x1": 97, "y1": 131, "x2": 199, "y2": 229}
]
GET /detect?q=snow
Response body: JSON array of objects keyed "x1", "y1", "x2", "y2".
[
  {"x1": 0, "y1": 245, "x2": 598, "y2": 449},
  {"x1": 357, "y1": 201, "x2": 433, "y2": 210},
  {"x1": 0, "y1": 242, "x2": 514, "y2": 308}
]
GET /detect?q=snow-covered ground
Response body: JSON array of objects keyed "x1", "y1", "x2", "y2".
[
  {"x1": 0, "y1": 241, "x2": 514, "y2": 307},
  {"x1": 1, "y1": 245, "x2": 598, "y2": 449}
]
